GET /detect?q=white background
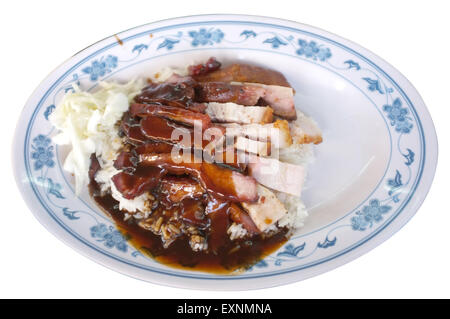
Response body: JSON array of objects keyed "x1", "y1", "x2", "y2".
[{"x1": 1, "y1": 0, "x2": 448, "y2": 298}]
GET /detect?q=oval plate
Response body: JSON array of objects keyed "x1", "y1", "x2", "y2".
[{"x1": 13, "y1": 15, "x2": 438, "y2": 290}]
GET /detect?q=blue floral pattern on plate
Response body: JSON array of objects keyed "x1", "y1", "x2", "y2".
[
  {"x1": 82, "y1": 55, "x2": 118, "y2": 81},
  {"x1": 91, "y1": 224, "x2": 128, "y2": 252},
  {"x1": 351, "y1": 200, "x2": 392, "y2": 231},
  {"x1": 31, "y1": 135, "x2": 55, "y2": 170},
  {"x1": 296, "y1": 39, "x2": 332, "y2": 61},
  {"x1": 383, "y1": 98, "x2": 414, "y2": 133}
]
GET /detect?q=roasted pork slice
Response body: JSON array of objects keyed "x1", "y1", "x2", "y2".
[
  {"x1": 223, "y1": 120, "x2": 292, "y2": 149},
  {"x1": 196, "y1": 82, "x2": 266, "y2": 106},
  {"x1": 239, "y1": 153, "x2": 305, "y2": 197},
  {"x1": 139, "y1": 153, "x2": 258, "y2": 202},
  {"x1": 130, "y1": 103, "x2": 211, "y2": 130},
  {"x1": 231, "y1": 82, "x2": 296, "y2": 120},
  {"x1": 196, "y1": 81, "x2": 296, "y2": 119},
  {"x1": 289, "y1": 111, "x2": 323, "y2": 144},
  {"x1": 205, "y1": 145, "x2": 246, "y2": 171},
  {"x1": 242, "y1": 184, "x2": 288, "y2": 232},
  {"x1": 137, "y1": 117, "x2": 244, "y2": 170},
  {"x1": 205, "y1": 102, "x2": 273, "y2": 124},
  {"x1": 193, "y1": 63, "x2": 292, "y2": 87},
  {"x1": 120, "y1": 112, "x2": 150, "y2": 145},
  {"x1": 134, "y1": 82, "x2": 195, "y2": 108},
  {"x1": 234, "y1": 136, "x2": 271, "y2": 156},
  {"x1": 134, "y1": 141, "x2": 175, "y2": 155},
  {"x1": 159, "y1": 176, "x2": 205, "y2": 203},
  {"x1": 112, "y1": 165, "x2": 166, "y2": 199},
  {"x1": 113, "y1": 151, "x2": 137, "y2": 171},
  {"x1": 140, "y1": 115, "x2": 194, "y2": 147}
]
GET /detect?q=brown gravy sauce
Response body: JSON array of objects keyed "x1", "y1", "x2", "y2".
[{"x1": 90, "y1": 181, "x2": 288, "y2": 274}]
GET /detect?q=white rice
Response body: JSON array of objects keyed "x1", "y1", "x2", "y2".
[
  {"x1": 227, "y1": 223, "x2": 249, "y2": 240},
  {"x1": 276, "y1": 192, "x2": 309, "y2": 229}
]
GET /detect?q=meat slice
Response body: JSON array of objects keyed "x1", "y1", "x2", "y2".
[
  {"x1": 111, "y1": 166, "x2": 165, "y2": 200},
  {"x1": 206, "y1": 146, "x2": 246, "y2": 171},
  {"x1": 130, "y1": 103, "x2": 211, "y2": 130},
  {"x1": 88, "y1": 154, "x2": 101, "y2": 180},
  {"x1": 140, "y1": 115, "x2": 194, "y2": 147},
  {"x1": 188, "y1": 57, "x2": 221, "y2": 76},
  {"x1": 205, "y1": 102, "x2": 273, "y2": 124},
  {"x1": 196, "y1": 82, "x2": 265, "y2": 106},
  {"x1": 139, "y1": 153, "x2": 258, "y2": 202},
  {"x1": 113, "y1": 151, "x2": 137, "y2": 171},
  {"x1": 223, "y1": 120, "x2": 293, "y2": 149},
  {"x1": 234, "y1": 136, "x2": 271, "y2": 156},
  {"x1": 196, "y1": 81, "x2": 296, "y2": 120},
  {"x1": 134, "y1": 82, "x2": 195, "y2": 108},
  {"x1": 137, "y1": 116, "x2": 245, "y2": 170},
  {"x1": 239, "y1": 153, "x2": 305, "y2": 197},
  {"x1": 120, "y1": 112, "x2": 150, "y2": 145},
  {"x1": 134, "y1": 142, "x2": 174, "y2": 155},
  {"x1": 241, "y1": 184, "x2": 288, "y2": 232},
  {"x1": 159, "y1": 176, "x2": 205, "y2": 203},
  {"x1": 232, "y1": 82, "x2": 296, "y2": 120},
  {"x1": 289, "y1": 111, "x2": 323, "y2": 144},
  {"x1": 193, "y1": 63, "x2": 291, "y2": 87}
]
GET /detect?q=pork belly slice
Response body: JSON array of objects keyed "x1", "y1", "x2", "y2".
[
  {"x1": 193, "y1": 63, "x2": 292, "y2": 87},
  {"x1": 130, "y1": 103, "x2": 211, "y2": 130},
  {"x1": 290, "y1": 111, "x2": 323, "y2": 145},
  {"x1": 235, "y1": 136, "x2": 271, "y2": 156},
  {"x1": 242, "y1": 184, "x2": 288, "y2": 232},
  {"x1": 197, "y1": 81, "x2": 296, "y2": 119},
  {"x1": 139, "y1": 153, "x2": 258, "y2": 202},
  {"x1": 206, "y1": 146, "x2": 247, "y2": 171},
  {"x1": 196, "y1": 82, "x2": 266, "y2": 106},
  {"x1": 223, "y1": 119, "x2": 293, "y2": 149},
  {"x1": 239, "y1": 153, "x2": 305, "y2": 197},
  {"x1": 205, "y1": 102, "x2": 273, "y2": 124},
  {"x1": 232, "y1": 82, "x2": 296, "y2": 120}
]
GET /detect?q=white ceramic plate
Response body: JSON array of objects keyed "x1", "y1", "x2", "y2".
[{"x1": 13, "y1": 14, "x2": 438, "y2": 290}]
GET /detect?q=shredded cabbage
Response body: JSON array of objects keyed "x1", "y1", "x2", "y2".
[{"x1": 49, "y1": 79, "x2": 145, "y2": 194}]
